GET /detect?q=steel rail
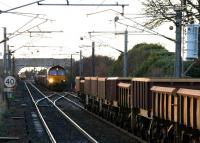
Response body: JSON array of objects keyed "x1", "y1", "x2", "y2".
[
  {"x1": 64, "y1": 92, "x2": 147, "y2": 143},
  {"x1": 34, "y1": 89, "x2": 146, "y2": 143},
  {"x1": 24, "y1": 82, "x2": 57, "y2": 143},
  {"x1": 29, "y1": 82, "x2": 99, "y2": 143},
  {"x1": 35, "y1": 93, "x2": 56, "y2": 105},
  {"x1": 54, "y1": 93, "x2": 84, "y2": 110},
  {"x1": 64, "y1": 92, "x2": 79, "y2": 98}
]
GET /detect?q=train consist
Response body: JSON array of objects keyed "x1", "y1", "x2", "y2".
[
  {"x1": 18, "y1": 72, "x2": 27, "y2": 80},
  {"x1": 35, "y1": 65, "x2": 67, "y2": 91},
  {"x1": 75, "y1": 76, "x2": 200, "y2": 143}
]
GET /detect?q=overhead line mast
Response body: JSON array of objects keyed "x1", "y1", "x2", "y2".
[{"x1": 88, "y1": 30, "x2": 128, "y2": 77}]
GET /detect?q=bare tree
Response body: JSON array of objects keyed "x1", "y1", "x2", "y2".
[{"x1": 142, "y1": 0, "x2": 199, "y2": 28}]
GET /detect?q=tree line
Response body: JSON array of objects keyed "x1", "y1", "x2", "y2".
[{"x1": 72, "y1": 43, "x2": 200, "y2": 78}]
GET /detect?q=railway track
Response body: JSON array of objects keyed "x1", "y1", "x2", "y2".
[
  {"x1": 25, "y1": 81, "x2": 146, "y2": 143},
  {"x1": 57, "y1": 92, "x2": 147, "y2": 143},
  {"x1": 25, "y1": 82, "x2": 94, "y2": 143}
]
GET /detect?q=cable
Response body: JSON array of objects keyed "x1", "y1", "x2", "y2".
[
  {"x1": 1, "y1": 0, "x2": 45, "y2": 13},
  {"x1": 87, "y1": 8, "x2": 175, "y2": 41},
  {"x1": 6, "y1": 11, "x2": 54, "y2": 21},
  {"x1": 116, "y1": 14, "x2": 175, "y2": 41},
  {"x1": 83, "y1": 35, "x2": 123, "y2": 53},
  {"x1": 10, "y1": 36, "x2": 42, "y2": 53},
  {"x1": 8, "y1": 19, "x2": 48, "y2": 40},
  {"x1": 11, "y1": 15, "x2": 38, "y2": 37},
  {"x1": 0, "y1": 1, "x2": 12, "y2": 8}
]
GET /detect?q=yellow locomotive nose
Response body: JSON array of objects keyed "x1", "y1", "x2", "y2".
[{"x1": 49, "y1": 78, "x2": 54, "y2": 84}]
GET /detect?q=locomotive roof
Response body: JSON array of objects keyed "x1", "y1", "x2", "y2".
[{"x1": 48, "y1": 65, "x2": 65, "y2": 70}]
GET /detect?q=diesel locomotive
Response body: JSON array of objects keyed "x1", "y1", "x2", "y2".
[
  {"x1": 75, "y1": 76, "x2": 200, "y2": 143},
  {"x1": 35, "y1": 65, "x2": 67, "y2": 91}
]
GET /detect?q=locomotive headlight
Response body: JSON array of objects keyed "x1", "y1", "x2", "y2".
[{"x1": 49, "y1": 78, "x2": 54, "y2": 83}]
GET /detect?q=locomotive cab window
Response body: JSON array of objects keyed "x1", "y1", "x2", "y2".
[
  {"x1": 57, "y1": 70, "x2": 65, "y2": 75},
  {"x1": 49, "y1": 68, "x2": 65, "y2": 76},
  {"x1": 49, "y1": 69, "x2": 57, "y2": 75}
]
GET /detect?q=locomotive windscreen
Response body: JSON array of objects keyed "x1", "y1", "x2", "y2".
[
  {"x1": 57, "y1": 70, "x2": 65, "y2": 75},
  {"x1": 49, "y1": 70, "x2": 57, "y2": 75},
  {"x1": 49, "y1": 67, "x2": 65, "y2": 75}
]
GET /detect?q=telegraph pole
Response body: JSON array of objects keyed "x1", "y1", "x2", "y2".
[
  {"x1": 3, "y1": 27, "x2": 7, "y2": 77},
  {"x1": 175, "y1": 9, "x2": 182, "y2": 78},
  {"x1": 124, "y1": 29, "x2": 128, "y2": 77},
  {"x1": 70, "y1": 54, "x2": 73, "y2": 77},
  {"x1": 3, "y1": 27, "x2": 7, "y2": 103},
  {"x1": 92, "y1": 42, "x2": 95, "y2": 76},
  {"x1": 174, "y1": 4, "x2": 184, "y2": 143},
  {"x1": 79, "y1": 50, "x2": 83, "y2": 77},
  {"x1": 88, "y1": 30, "x2": 129, "y2": 77},
  {"x1": 70, "y1": 54, "x2": 73, "y2": 90},
  {"x1": 7, "y1": 46, "x2": 11, "y2": 76},
  {"x1": 12, "y1": 55, "x2": 15, "y2": 76}
]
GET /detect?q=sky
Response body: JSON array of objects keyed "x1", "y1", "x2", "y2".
[{"x1": 0, "y1": 0, "x2": 176, "y2": 61}]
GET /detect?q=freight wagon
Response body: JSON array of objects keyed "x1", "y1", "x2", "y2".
[{"x1": 75, "y1": 76, "x2": 200, "y2": 143}]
